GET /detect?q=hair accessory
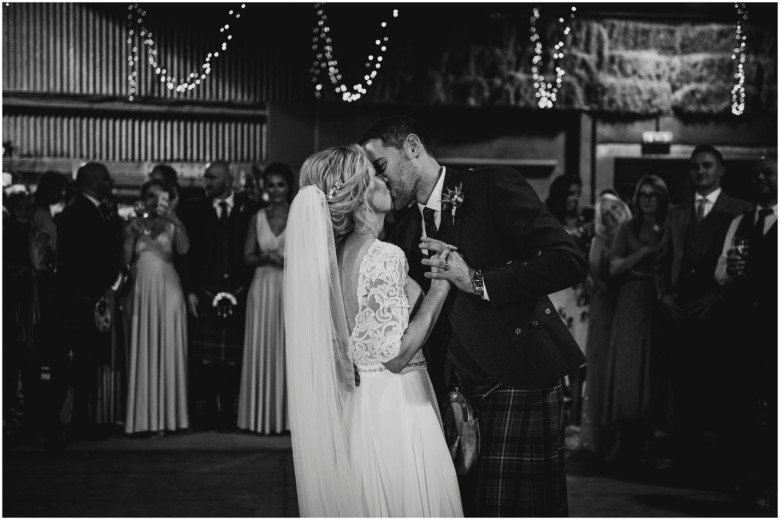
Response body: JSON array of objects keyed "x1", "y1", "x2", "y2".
[{"x1": 326, "y1": 178, "x2": 344, "y2": 200}]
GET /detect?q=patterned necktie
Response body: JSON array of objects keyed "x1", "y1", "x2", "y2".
[
  {"x1": 422, "y1": 207, "x2": 437, "y2": 257},
  {"x1": 219, "y1": 201, "x2": 229, "y2": 223},
  {"x1": 695, "y1": 198, "x2": 707, "y2": 222},
  {"x1": 756, "y1": 207, "x2": 773, "y2": 235},
  {"x1": 423, "y1": 207, "x2": 438, "y2": 237}
]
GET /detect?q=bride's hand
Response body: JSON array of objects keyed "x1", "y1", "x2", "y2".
[{"x1": 427, "y1": 247, "x2": 453, "y2": 295}]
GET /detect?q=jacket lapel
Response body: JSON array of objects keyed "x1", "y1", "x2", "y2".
[
  {"x1": 438, "y1": 168, "x2": 464, "y2": 248},
  {"x1": 673, "y1": 200, "x2": 692, "y2": 252}
]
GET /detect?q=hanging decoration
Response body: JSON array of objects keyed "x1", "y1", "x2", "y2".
[
  {"x1": 529, "y1": 5, "x2": 576, "y2": 109},
  {"x1": 730, "y1": 3, "x2": 748, "y2": 116},
  {"x1": 126, "y1": 3, "x2": 246, "y2": 101},
  {"x1": 310, "y1": 4, "x2": 398, "y2": 102}
]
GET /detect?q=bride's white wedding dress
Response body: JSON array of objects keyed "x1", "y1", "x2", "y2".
[
  {"x1": 348, "y1": 239, "x2": 463, "y2": 517},
  {"x1": 285, "y1": 186, "x2": 462, "y2": 517}
]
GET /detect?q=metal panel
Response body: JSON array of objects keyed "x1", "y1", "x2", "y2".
[
  {"x1": 3, "y1": 112, "x2": 267, "y2": 164},
  {"x1": 1, "y1": 3, "x2": 305, "y2": 102}
]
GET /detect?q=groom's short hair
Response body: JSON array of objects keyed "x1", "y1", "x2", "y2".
[{"x1": 359, "y1": 116, "x2": 435, "y2": 157}]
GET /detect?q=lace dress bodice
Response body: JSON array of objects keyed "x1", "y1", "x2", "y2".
[{"x1": 349, "y1": 240, "x2": 426, "y2": 374}]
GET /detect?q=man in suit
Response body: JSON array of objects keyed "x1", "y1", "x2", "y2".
[
  {"x1": 714, "y1": 153, "x2": 777, "y2": 514},
  {"x1": 655, "y1": 144, "x2": 753, "y2": 476},
  {"x1": 52, "y1": 162, "x2": 123, "y2": 444},
  {"x1": 361, "y1": 116, "x2": 587, "y2": 516},
  {"x1": 182, "y1": 161, "x2": 256, "y2": 431}
]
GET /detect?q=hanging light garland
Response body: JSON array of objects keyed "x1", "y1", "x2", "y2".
[
  {"x1": 126, "y1": 3, "x2": 246, "y2": 101},
  {"x1": 310, "y1": 4, "x2": 398, "y2": 102},
  {"x1": 529, "y1": 5, "x2": 576, "y2": 109},
  {"x1": 730, "y1": 3, "x2": 748, "y2": 116}
]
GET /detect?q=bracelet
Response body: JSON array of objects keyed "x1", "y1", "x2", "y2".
[{"x1": 471, "y1": 269, "x2": 486, "y2": 300}]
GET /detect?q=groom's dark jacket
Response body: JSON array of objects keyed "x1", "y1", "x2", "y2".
[{"x1": 392, "y1": 166, "x2": 587, "y2": 390}]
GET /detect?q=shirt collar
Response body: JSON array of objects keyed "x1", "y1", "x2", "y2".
[
  {"x1": 418, "y1": 166, "x2": 447, "y2": 213},
  {"x1": 82, "y1": 192, "x2": 102, "y2": 208},
  {"x1": 695, "y1": 187, "x2": 721, "y2": 204},
  {"x1": 213, "y1": 191, "x2": 235, "y2": 209},
  {"x1": 757, "y1": 203, "x2": 778, "y2": 215}
]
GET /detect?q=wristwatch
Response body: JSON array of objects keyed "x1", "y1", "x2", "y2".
[{"x1": 471, "y1": 269, "x2": 486, "y2": 300}]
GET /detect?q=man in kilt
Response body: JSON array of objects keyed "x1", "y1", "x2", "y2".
[
  {"x1": 183, "y1": 161, "x2": 256, "y2": 431},
  {"x1": 362, "y1": 116, "x2": 587, "y2": 516}
]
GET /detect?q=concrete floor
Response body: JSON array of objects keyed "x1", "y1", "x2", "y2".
[{"x1": 1, "y1": 429, "x2": 770, "y2": 517}]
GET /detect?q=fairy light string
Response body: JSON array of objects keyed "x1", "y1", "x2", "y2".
[
  {"x1": 126, "y1": 3, "x2": 246, "y2": 100},
  {"x1": 310, "y1": 4, "x2": 398, "y2": 102},
  {"x1": 730, "y1": 3, "x2": 748, "y2": 115},
  {"x1": 530, "y1": 5, "x2": 576, "y2": 109}
]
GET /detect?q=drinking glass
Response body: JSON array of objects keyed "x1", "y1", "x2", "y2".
[
  {"x1": 133, "y1": 200, "x2": 152, "y2": 236},
  {"x1": 732, "y1": 236, "x2": 748, "y2": 277}
]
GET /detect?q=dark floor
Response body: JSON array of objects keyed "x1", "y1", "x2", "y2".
[{"x1": 3, "y1": 424, "x2": 775, "y2": 518}]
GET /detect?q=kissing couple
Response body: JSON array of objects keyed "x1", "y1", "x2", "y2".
[{"x1": 285, "y1": 116, "x2": 587, "y2": 517}]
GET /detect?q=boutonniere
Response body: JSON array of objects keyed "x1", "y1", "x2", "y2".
[{"x1": 441, "y1": 183, "x2": 465, "y2": 224}]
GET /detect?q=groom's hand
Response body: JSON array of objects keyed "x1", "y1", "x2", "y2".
[{"x1": 421, "y1": 237, "x2": 475, "y2": 294}]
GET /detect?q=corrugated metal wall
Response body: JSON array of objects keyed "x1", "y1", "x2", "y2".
[
  {"x1": 2, "y1": 3, "x2": 303, "y2": 102},
  {"x1": 2, "y1": 113, "x2": 265, "y2": 163},
  {"x1": 2, "y1": 3, "x2": 308, "y2": 165}
]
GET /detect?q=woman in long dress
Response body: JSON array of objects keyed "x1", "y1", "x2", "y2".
[
  {"x1": 579, "y1": 191, "x2": 631, "y2": 455},
  {"x1": 237, "y1": 164, "x2": 293, "y2": 434},
  {"x1": 602, "y1": 175, "x2": 669, "y2": 469},
  {"x1": 545, "y1": 174, "x2": 594, "y2": 426},
  {"x1": 286, "y1": 145, "x2": 463, "y2": 517},
  {"x1": 124, "y1": 180, "x2": 190, "y2": 436}
]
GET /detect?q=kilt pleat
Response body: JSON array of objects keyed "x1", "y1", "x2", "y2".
[{"x1": 468, "y1": 381, "x2": 568, "y2": 517}]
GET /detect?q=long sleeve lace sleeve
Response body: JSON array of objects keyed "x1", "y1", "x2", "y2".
[{"x1": 351, "y1": 243, "x2": 410, "y2": 367}]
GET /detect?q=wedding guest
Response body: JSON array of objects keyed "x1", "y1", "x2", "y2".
[
  {"x1": 182, "y1": 161, "x2": 256, "y2": 431},
  {"x1": 149, "y1": 163, "x2": 189, "y2": 221},
  {"x1": 237, "y1": 162, "x2": 293, "y2": 434},
  {"x1": 25, "y1": 171, "x2": 68, "y2": 432},
  {"x1": 53, "y1": 162, "x2": 123, "y2": 443},
  {"x1": 655, "y1": 145, "x2": 752, "y2": 477},
  {"x1": 603, "y1": 175, "x2": 669, "y2": 471},
  {"x1": 579, "y1": 190, "x2": 631, "y2": 455},
  {"x1": 123, "y1": 180, "x2": 190, "y2": 436},
  {"x1": 31, "y1": 171, "x2": 68, "y2": 259},
  {"x1": 545, "y1": 174, "x2": 593, "y2": 426},
  {"x1": 715, "y1": 153, "x2": 777, "y2": 513},
  {"x1": 3, "y1": 191, "x2": 35, "y2": 436}
]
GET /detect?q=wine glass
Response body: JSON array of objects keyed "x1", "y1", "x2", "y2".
[{"x1": 732, "y1": 236, "x2": 748, "y2": 277}]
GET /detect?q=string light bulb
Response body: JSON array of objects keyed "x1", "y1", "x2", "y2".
[
  {"x1": 529, "y1": 5, "x2": 576, "y2": 109},
  {"x1": 310, "y1": 4, "x2": 397, "y2": 102},
  {"x1": 126, "y1": 3, "x2": 246, "y2": 100},
  {"x1": 730, "y1": 3, "x2": 748, "y2": 115}
]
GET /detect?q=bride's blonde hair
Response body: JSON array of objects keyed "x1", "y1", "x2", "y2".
[{"x1": 298, "y1": 144, "x2": 375, "y2": 244}]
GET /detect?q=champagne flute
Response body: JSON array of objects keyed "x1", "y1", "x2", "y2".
[{"x1": 732, "y1": 236, "x2": 748, "y2": 277}]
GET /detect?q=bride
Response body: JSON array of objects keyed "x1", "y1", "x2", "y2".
[{"x1": 285, "y1": 144, "x2": 463, "y2": 517}]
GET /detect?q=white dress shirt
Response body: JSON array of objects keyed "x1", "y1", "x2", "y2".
[
  {"x1": 714, "y1": 203, "x2": 777, "y2": 286},
  {"x1": 213, "y1": 191, "x2": 235, "y2": 219},
  {"x1": 695, "y1": 187, "x2": 721, "y2": 220},
  {"x1": 416, "y1": 167, "x2": 489, "y2": 300},
  {"x1": 83, "y1": 192, "x2": 102, "y2": 208}
]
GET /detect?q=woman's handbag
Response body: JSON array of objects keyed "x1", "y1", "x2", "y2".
[{"x1": 442, "y1": 388, "x2": 480, "y2": 476}]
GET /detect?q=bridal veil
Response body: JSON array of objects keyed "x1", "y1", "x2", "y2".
[{"x1": 284, "y1": 186, "x2": 363, "y2": 517}]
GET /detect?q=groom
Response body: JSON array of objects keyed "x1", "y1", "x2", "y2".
[{"x1": 361, "y1": 116, "x2": 587, "y2": 516}]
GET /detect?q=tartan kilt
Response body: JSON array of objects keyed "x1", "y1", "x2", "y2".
[
  {"x1": 189, "y1": 290, "x2": 246, "y2": 365},
  {"x1": 461, "y1": 380, "x2": 567, "y2": 517}
]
